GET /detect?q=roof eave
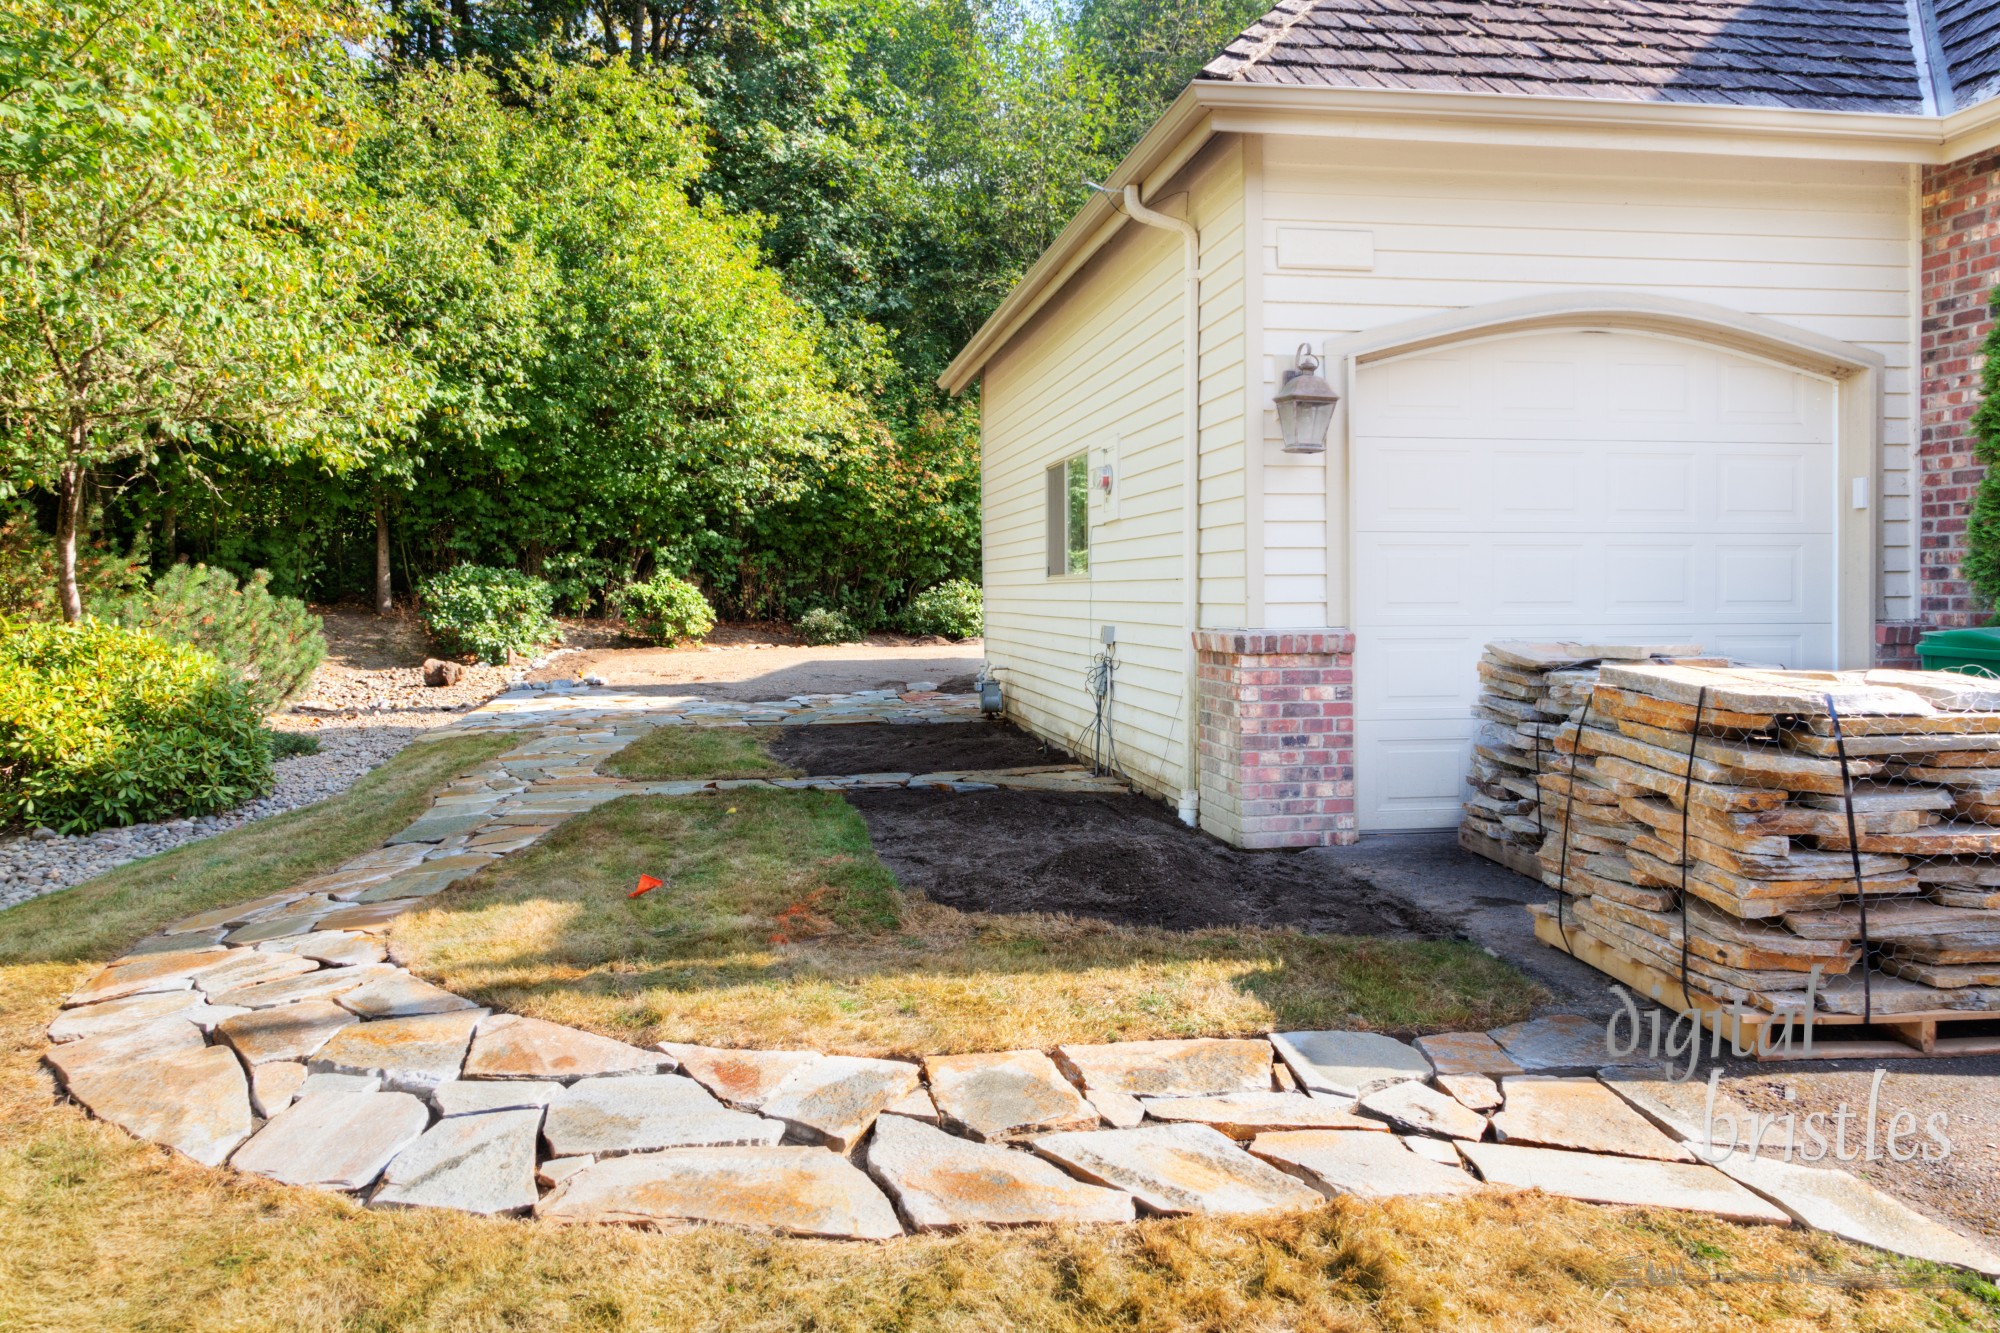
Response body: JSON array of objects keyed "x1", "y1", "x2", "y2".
[{"x1": 939, "y1": 81, "x2": 1973, "y2": 396}]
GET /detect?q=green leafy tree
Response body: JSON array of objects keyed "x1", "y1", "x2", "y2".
[
  {"x1": 1960, "y1": 290, "x2": 2000, "y2": 617},
  {"x1": 0, "y1": 0, "x2": 424, "y2": 621}
]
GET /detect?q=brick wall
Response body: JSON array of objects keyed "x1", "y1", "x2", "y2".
[
  {"x1": 1194, "y1": 629, "x2": 1357, "y2": 849},
  {"x1": 1910, "y1": 148, "x2": 2000, "y2": 647}
]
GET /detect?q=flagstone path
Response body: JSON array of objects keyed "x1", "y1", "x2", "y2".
[{"x1": 37, "y1": 685, "x2": 2000, "y2": 1273}]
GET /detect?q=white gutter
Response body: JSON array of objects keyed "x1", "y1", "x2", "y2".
[{"x1": 1119, "y1": 183, "x2": 1204, "y2": 827}]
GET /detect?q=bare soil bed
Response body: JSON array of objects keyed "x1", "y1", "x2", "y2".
[
  {"x1": 847, "y1": 786, "x2": 1449, "y2": 938},
  {"x1": 766, "y1": 720, "x2": 1067, "y2": 776}
]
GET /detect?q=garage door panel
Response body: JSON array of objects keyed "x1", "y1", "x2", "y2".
[
  {"x1": 1356, "y1": 725, "x2": 1478, "y2": 829},
  {"x1": 1352, "y1": 329, "x2": 1837, "y2": 831},
  {"x1": 1360, "y1": 633, "x2": 1486, "y2": 720}
]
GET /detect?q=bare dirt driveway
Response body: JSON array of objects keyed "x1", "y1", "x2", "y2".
[{"x1": 527, "y1": 622, "x2": 983, "y2": 700}]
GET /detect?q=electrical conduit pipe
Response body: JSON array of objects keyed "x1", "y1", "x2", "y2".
[{"x1": 1120, "y1": 184, "x2": 1203, "y2": 827}]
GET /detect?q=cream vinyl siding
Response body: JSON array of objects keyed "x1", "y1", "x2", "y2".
[
  {"x1": 1252, "y1": 138, "x2": 1915, "y2": 633},
  {"x1": 980, "y1": 141, "x2": 1245, "y2": 802}
]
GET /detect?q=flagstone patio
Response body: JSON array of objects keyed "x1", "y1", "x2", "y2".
[{"x1": 37, "y1": 684, "x2": 2000, "y2": 1273}]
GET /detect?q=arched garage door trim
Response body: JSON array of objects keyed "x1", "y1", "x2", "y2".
[{"x1": 1323, "y1": 290, "x2": 1883, "y2": 671}]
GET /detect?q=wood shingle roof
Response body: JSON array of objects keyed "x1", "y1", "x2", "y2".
[{"x1": 1200, "y1": 0, "x2": 1999, "y2": 113}]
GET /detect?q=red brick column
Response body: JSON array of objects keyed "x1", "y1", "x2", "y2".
[
  {"x1": 1194, "y1": 629, "x2": 1357, "y2": 849},
  {"x1": 1913, "y1": 149, "x2": 2000, "y2": 636}
]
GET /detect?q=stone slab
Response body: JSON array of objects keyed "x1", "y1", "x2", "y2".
[
  {"x1": 1597, "y1": 1067, "x2": 1796, "y2": 1158},
  {"x1": 760, "y1": 1055, "x2": 922, "y2": 1152},
  {"x1": 371, "y1": 1107, "x2": 542, "y2": 1215},
  {"x1": 1436, "y1": 1073, "x2": 1504, "y2": 1114},
  {"x1": 48, "y1": 991, "x2": 246, "y2": 1043},
  {"x1": 882, "y1": 1088, "x2": 940, "y2": 1124},
  {"x1": 335, "y1": 972, "x2": 480, "y2": 1019},
  {"x1": 161, "y1": 895, "x2": 306, "y2": 936},
  {"x1": 923, "y1": 1050, "x2": 1098, "y2": 1142},
  {"x1": 209, "y1": 964, "x2": 397, "y2": 1010},
  {"x1": 278, "y1": 932, "x2": 389, "y2": 967},
  {"x1": 231, "y1": 1090, "x2": 430, "y2": 1191},
  {"x1": 1030, "y1": 1123, "x2": 1323, "y2": 1217},
  {"x1": 1492, "y1": 1077, "x2": 1695, "y2": 1162},
  {"x1": 46, "y1": 1020, "x2": 208, "y2": 1086},
  {"x1": 1458, "y1": 1142, "x2": 1790, "y2": 1225},
  {"x1": 1355, "y1": 1082, "x2": 1489, "y2": 1141},
  {"x1": 463, "y1": 1013, "x2": 666, "y2": 1081},
  {"x1": 216, "y1": 1000, "x2": 359, "y2": 1065},
  {"x1": 1269, "y1": 1031, "x2": 1432, "y2": 1099},
  {"x1": 1413, "y1": 1031, "x2": 1523, "y2": 1077},
  {"x1": 1141, "y1": 1091, "x2": 1386, "y2": 1140},
  {"x1": 864, "y1": 1113, "x2": 1133, "y2": 1230},
  {"x1": 191, "y1": 950, "x2": 320, "y2": 994},
  {"x1": 657, "y1": 1044, "x2": 820, "y2": 1109},
  {"x1": 308, "y1": 1008, "x2": 484, "y2": 1094},
  {"x1": 1401, "y1": 1134, "x2": 1464, "y2": 1166},
  {"x1": 537, "y1": 1147, "x2": 904, "y2": 1239},
  {"x1": 1488, "y1": 1015, "x2": 1613, "y2": 1073},
  {"x1": 1714, "y1": 1153, "x2": 2000, "y2": 1276},
  {"x1": 65, "y1": 948, "x2": 239, "y2": 1006},
  {"x1": 250, "y1": 1062, "x2": 309, "y2": 1117},
  {"x1": 538, "y1": 1155, "x2": 594, "y2": 1188},
  {"x1": 313, "y1": 900, "x2": 422, "y2": 934},
  {"x1": 1087, "y1": 1089, "x2": 1145, "y2": 1129},
  {"x1": 296, "y1": 1072, "x2": 382, "y2": 1099},
  {"x1": 1053, "y1": 1038, "x2": 1272, "y2": 1098},
  {"x1": 541, "y1": 1074, "x2": 785, "y2": 1157},
  {"x1": 1251, "y1": 1130, "x2": 1484, "y2": 1199},
  {"x1": 59, "y1": 1044, "x2": 253, "y2": 1167},
  {"x1": 433, "y1": 1078, "x2": 562, "y2": 1117}
]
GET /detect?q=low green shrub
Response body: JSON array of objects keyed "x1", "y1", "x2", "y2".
[
  {"x1": 796, "y1": 607, "x2": 861, "y2": 646},
  {"x1": 0, "y1": 620, "x2": 272, "y2": 833},
  {"x1": 267, "y1": 729, "x2": 322, "y2": 759},
  {"x1": 902, "y1": 578, "x2": 982, "y2": 639},
  {"x1": 418, "y1": 565, "x2": 560, "y2": 664},
  {"x1": 101, "y1": 564, "x2": 325, "y2": 713},
  {"x1": 616, "y1": 571, "x2": 716, "y2": 646}
]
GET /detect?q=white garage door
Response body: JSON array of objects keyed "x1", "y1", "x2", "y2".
[{"x1": 1352, "y1": 328, "x2": 1837, "y2": 831}]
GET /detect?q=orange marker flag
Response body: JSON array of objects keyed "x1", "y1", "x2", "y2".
[{"x1": 629, "y1": 874, "x2": 664, "y2": 899}]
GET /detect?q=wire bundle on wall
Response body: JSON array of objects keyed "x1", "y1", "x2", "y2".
[{"x1": 1085, "y1": 646, "x2": 1119, "y2": 777}]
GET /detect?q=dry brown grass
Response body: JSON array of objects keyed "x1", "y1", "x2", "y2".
[
  {"x1": 392, "y1": 789, "x2": 1544, "y2": 1054},
  {"x1": 3, "y1": 738, "x2": 1994, "y2": 1330}
]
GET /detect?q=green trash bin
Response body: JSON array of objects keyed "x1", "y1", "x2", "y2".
[{"x1": 1915, "y1": 627, "x2": 2000, "y2": 678}]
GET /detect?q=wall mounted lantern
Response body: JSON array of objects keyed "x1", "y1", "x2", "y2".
[{"x1": 1274, "y1": 344, "x2": 1339, "y2": 454}]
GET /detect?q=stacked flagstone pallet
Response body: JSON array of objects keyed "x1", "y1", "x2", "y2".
[
  {"x1": 1535, "y1": 663, "x2": 2000, "y2": 1022},
  {"x1": 1461, "y1": 639, "x2": 1704, "y2": 863}
]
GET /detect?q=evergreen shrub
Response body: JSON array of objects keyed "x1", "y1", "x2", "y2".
[
  {"x1": 102, "y1": 564, "x2": 324, "y2": 713},
  {"x1": 0, "y1": 620, "x2": 272, "y2": 833},
  {"x1": 796, "y1": 607, "x2": 860, "y2": 645},
  {"x1": 616, "y1": 572, "x2": 716, "y2": 646},
  {"x1": 902, "y1": 578, "x2": 982, "y2": 639},
  {"x1": 418, "y1": 565, "x2": 560, "y2": 664},
  {"x1": 1961, "y1": 290, "x2": 2000, "y2": 616}
]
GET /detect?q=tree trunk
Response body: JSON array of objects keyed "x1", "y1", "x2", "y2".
[
  {"x1": 375, "y1": 495, "x2": 394, "y2": 617},
  {"x1": 55, "y1": 459, "x2": 84, "y2": 623},
  {"x1": 629, "y1": 0, "x2": 647, "y2": 66}
]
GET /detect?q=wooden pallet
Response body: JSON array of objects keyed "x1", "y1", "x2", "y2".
[
  {"x1": 1531, "y1": 910, "x2": 2000, "y2": 1061},
  {"x1": 1459, "y1": 824, "x2": 1544, "y2": 879}
]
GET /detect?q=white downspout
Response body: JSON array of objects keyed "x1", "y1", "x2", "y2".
[{"x1": 1122, "y1": 183, "x2": 1203, "y2": 826}]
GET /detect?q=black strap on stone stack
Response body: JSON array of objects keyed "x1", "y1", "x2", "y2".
[
  {"x1": 1676, "y1": 687, "x2": 1708, "y2": 1010},
  {"x1": 1531, "y1": 721, "x2": 1545, "y2": 840},
  {"x1": 1825, "y1": 694, "x2": 1874, "y2": 1026},
  {"x1": 1552, "y1": 693, "x2": 1596, "y2": 955}
]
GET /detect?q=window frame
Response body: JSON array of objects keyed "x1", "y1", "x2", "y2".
[{"x1": 1046, "y1": 453, "x2": 1090, "y2": 577}]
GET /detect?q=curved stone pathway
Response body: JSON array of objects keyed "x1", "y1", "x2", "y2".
[{"x1": 38, "y1": 687, "x2": 2000, "y2": 1272}]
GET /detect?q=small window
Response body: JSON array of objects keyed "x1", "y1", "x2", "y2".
[{"x1": 1046, "y1": 454, "x2": 1089, "y2": 576}]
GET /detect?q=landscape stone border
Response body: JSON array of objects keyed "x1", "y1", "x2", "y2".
[{"x1": 36, "y1": 687, "x2": 2000, "y2": 1270}]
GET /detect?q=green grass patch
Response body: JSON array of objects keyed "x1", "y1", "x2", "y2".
[
  {"x1": 598, "y1": 725, "x2": 799, "y2": 781},
  {"x1": 395, "y1": 788, "x2": 1545, "y2": 1056},
  {"x1": 0, "y1": 731, "x2": 516, "y2": 965}
]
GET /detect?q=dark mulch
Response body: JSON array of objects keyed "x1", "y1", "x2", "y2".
[
  {"x1": 844, "y1": 787, "x2": 1455, "y2": 938},
  {"x1": 766, "y1": 721, "x2": 1069, "y2": 777}
]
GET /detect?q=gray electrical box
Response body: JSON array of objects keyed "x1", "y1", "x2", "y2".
[{"x1": 1101, "y1": 624, "x2": 1117, "y2": 645}]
